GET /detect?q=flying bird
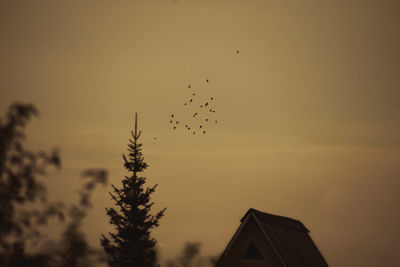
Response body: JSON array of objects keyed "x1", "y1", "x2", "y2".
[
  {"x1": 171, "y1": 114, "x2": 174, "y2": 117},
  {"x1": 173, "y1": 126, "x2": 176, "y2": 130},
  {"x1": 236, "y1": 50, "x2": 240, "y2": 54},
  {"x1": 199, "y1": 125, "x2": 202, "y2": 129},
  {"x1": 184, "y1": 103, "x2": 187, "y2": 106},
  {"x1": 203, "y1": 131, "x2": 206, "y2": 134},
  {"x1": 206, "y1": 79, "x2": 209, "y2": 82},
  {"x1": 188, "y1": 84, "x2": 191, "y2": 88},
  {"x1": 205, "y1": 102, "x2": 208, "y2": 107},
  {"x1": 210, "y1": 97, "x2": 213, "y2": 100},
  {"x1": 193, "y1": 131, "x2": 196, "y2": 135},
  {"x1": 176, "y1": 121, "x2": 179, "y2": 124},
  {"x1": 205, "y1": 119, "x2": 208, "y2": 122},
  {"x1": 193, "y1": 93, "x2": 196, "y2": 96},
  {"x1": 170, "y1": 120, "x2": 172, "y2": 123},
  {"x1": 190, "y1": 99, "x2": 193, "y2": 102},
  {"x1": 213, "y1": 110, "x2": 215, "y2": 113},
  {"x1": 200, "y1": 105, "x2": 203, "y2": 108}
]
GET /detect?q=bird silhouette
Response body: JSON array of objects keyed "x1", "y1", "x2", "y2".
[
  {"x1": 205, "y1": 102, "x2": 209, "y2": 107},
  {"x1": 193, "y1": 93, "x2": 196, "y2": 96},
  {"x1": 171, "y1": 114, "x2": 174, "y2": 117},
  {"x1": 173, "y1": 126, "x2": 176, "y2": 130},
  {"x1": 210, "y1": 97, "x2": 213, "y2": 100},
  {"x1": 188, "y1": 127, "x2": 191, "y2": 130},
  {"x1": 209, "y1": 109, "x2": 212, "y2": 112},
  {"x1": 184, "y1": 103, "x2": 187, "y2": 106},
  {"x1": 200, "y1": 105, "x2": 203, "y2": 108},
  {"x1": 170, "y1": 120, "x2": 172, "y2": 123},
  {"x1": 199, "y1": 125, "x2": 202, "y2": 129},
  {"x1": 205, "y1": 119, "x2": 208, "y2": 122},
  {"x1": 206, "y1": 79, "x2": 209, "y2": 82},
  {"x1": 193, "y1": 131, "x2": 196, "y2": 135},
  {"x1": 190, "y1": 99, "x2": 193, "y2": 102},
  {"x1": 176, "y1": 121, "x2": 179, "y2": 124},
  {"x1": 236, "y1": 50, "x2": 240, "y2": 54},
  {"x1": 203, "y1": 131, "x2": 206, "y2": 134},
  {"x1": 213, "y1": 110, "x2": 215, "y2": 113},
  {"x1": 188, "y1": 85, "x2": 191, "y2": 88}
]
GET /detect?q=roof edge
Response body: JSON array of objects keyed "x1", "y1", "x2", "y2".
[
  {"x1": 251, "y1": 212, "x2": 289, "y2": 267},
  {"x1": 215, "y1": 212, "x2": 251, "y2": 267},
  {"x1": 241, "y1": 208, "x2": 309, "y2": 232}
]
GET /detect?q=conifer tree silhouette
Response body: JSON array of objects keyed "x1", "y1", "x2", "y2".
[{"x1": 101, "y1": 113, "x2": 166, "y2": 267}]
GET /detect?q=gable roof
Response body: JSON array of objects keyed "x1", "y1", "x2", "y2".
[{"x1": 217, "y1": 208, "x2": 328, "y2": 267}]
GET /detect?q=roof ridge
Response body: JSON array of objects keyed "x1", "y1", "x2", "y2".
[{"x1": 241, "y1": 208, "x2": 309, "y2": 232}]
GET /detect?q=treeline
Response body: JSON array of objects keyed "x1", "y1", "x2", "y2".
[{"x1": 0, "y1": 102, "x2": 218, "y2": 267}]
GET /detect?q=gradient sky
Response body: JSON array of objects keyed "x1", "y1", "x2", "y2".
[{"x1": 1, "y1": 0, "x2": 400, "y2": 266}]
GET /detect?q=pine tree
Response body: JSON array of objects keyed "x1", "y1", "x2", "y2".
[{"x1": 101, "y1": 113, "x2": 166, "y2": 267}]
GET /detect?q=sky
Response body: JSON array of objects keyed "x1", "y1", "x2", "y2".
[{"x1": 1, "y1": 0, "x2": 400, "y2": 266}]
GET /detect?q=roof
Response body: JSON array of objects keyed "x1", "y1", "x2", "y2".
[
  {"x1": 241, "y1": 208, "x2": 309, "y2": 233},
  {"x1": 217, "y1": 208, "x2": 328, "y2": 267}
]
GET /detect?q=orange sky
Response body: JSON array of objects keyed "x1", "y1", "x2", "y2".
[{"x1": 1, "y1": 0, "x2": 400, "y2": 266}]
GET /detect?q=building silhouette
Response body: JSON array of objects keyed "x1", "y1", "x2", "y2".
[{"x1": 216, "y1": 208, "x2": 328, "y2": 267}]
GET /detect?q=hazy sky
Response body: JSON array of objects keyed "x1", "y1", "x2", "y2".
[{"x1": 1, "y1": 0, "x2": 400, "y2": 266}]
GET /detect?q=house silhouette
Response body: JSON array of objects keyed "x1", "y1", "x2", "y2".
[{"x1": 216, "y1": 208, "x2": 328, "y2": 267}]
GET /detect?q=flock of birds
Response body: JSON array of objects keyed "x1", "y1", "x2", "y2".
[
  {"x1": 164, "y1": 50, "x2": 240, "y2": 137},
  {"x1": 169, "y1": 78, "x2": 218, "y2": 135}
]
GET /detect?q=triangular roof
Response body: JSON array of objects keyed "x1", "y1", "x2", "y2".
[{"x1": 216, "y1": 208, "x2": 328, "y2": 267}]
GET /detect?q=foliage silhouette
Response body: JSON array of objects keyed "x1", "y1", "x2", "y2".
[
  {"x1": 0, "y1": 102, "x2": 108, "y2": 267},
  {"x1": 101, "y1": 113, "x2": 166, "y2": 267},
  {"x1": 165, "y1": 241, "x2": 217, "y2": 267}
]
